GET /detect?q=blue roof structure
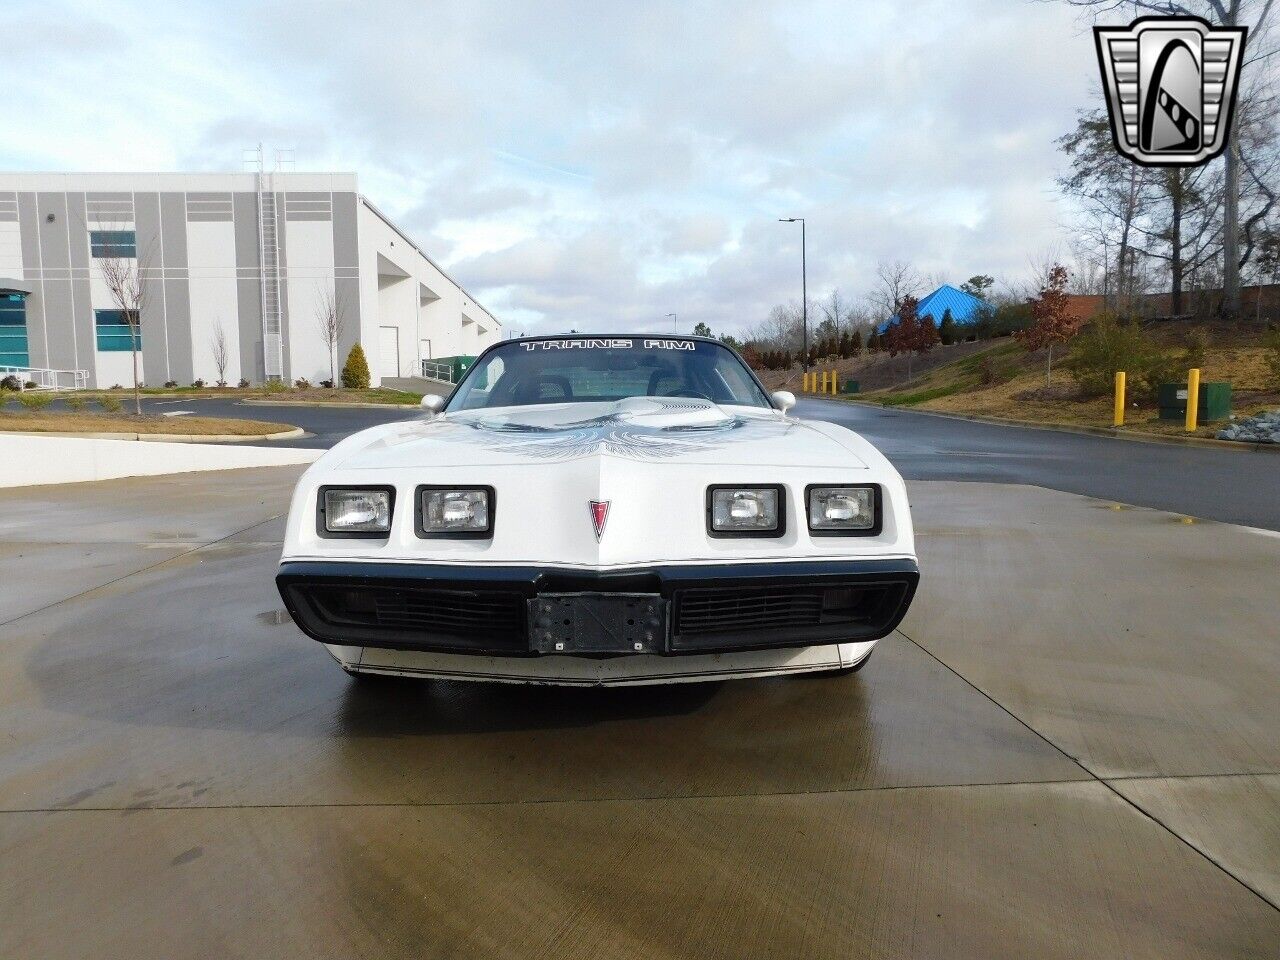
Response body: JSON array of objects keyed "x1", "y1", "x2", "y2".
[{"x1": 880, "y1": 284, "x2": 990, "y2": 333}]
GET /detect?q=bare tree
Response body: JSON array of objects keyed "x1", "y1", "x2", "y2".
[
  {"x1": 819, "y1": 288, "x2": 855, "y2": 342},
  {"x1": 315, "y1": 285, "x2": 346, "y2": 388},
  {"x1": 98, "y1": 241, "x2": 151, "y2": 415},
  {"x1": 869, "y1": 261, "x2": 924, "y2": 321},
  {"x1": 749, "y1": 300, "x2": 806, "y2": 351},
  {"x1": 1054, "y1": 0, "x2": 1279, "y2": 319},
  {"x1": 210, "y1": 319, "x2": 230, "y2": 387}
]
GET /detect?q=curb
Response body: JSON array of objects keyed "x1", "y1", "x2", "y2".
[
  {"x1": 2, "y1": 427, "x2": 306, "y2": 443},
  {"x1": 238, "y1": 399, "x2": 421, "y2": 410},
  {"x1": 813, "y1": 397, "x2": 1280, "y2": 454}
]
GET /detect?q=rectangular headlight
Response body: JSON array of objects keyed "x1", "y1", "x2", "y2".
[
  {"x1": 708, "y1": 486, "x2": 783, "y2": 536},
  {"x1": 321, "y1": 487, "x2": 393, "y2": 536},
  {"x1": 418, "y1": 486, "x2": 493, "y2": 537},
  {"x1": 807, "y1": 485, "x2": 878, "y2": 534}
]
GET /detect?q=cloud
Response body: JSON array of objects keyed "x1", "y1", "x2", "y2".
[{"x1": 3, "y1": 0, "x2": 1104, "y2": 336}]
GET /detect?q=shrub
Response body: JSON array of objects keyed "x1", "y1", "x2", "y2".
[
  {"x1": 164, "y1": 380, "x2": 178, "y2": 389},
  {"x1": 1, "y1": 375, "x2": 20, "y2": 391},
  {"x1": 320, "y1": 379, "x2": 334, "y2": 388},
  {"x1": 1183, "y1": 327, "x2": 1210, "y2": 371},
  {"x1": 110, "y1": 384, "x2": 123, "y2": 390},
  {"x1": 264, "y1": 379, "x2": 287, "y2": 393},
  {"x1": 191, "y1": 379, "x2": 205, "y2": 389},
  {"x1": 238, "y1": 378, "x2": 250, "y2": 388},
  {"x1": 341, "y1": 343, "x2": 371, "y2": 389},
  {"x1": 977, "y1": 354, "x2": 1017, "y2": 386},
  {"x1": 64, "y1": 394, "x2": 87, "y2": 411},
  {"x1": 1064, "y1": 315, "x2": 1162, "y2": 398},
  {"x1": 24, "y1": 380, "x2": 37, "y2": 390},
  {"x1": 294, "y1": 377, "x2": 311, "y2": 389},
  {"x1": 18, "y1": 391, "x2": 53, "y2": 410},
  {"x1": 973, "y1": 302, "x2": 1032, "y2": 340},
  {"x1": 216, "y1": 379, "x2": 228, "y2": 388},
  {"x1": 99, "y1": 395, "x2": 122, "y2": 412}
]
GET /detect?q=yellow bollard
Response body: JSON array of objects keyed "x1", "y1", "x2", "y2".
[
  {"x1": 829, "y1": 369, "x2": 838, "y2": 395},
  {"x1": 819, "y1": 370, "x2": 826, "y2": 394},
  {"x1": 1185, "y1": 368, "x2": 1200, "y2": 432},
  {"x1": 804, "y1": 371, "x2": 812, "y2": 393},
  {"x1": 1113, "y1": 371, "x2": 1125, "y2": 427}
]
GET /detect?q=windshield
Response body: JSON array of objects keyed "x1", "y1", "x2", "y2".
[{"x1": 445, "y1": 337, "x2": 772, "y2": 411}]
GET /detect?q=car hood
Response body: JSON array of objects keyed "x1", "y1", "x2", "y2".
[{"x1": 333, "y1": 397, "x2": 868, "y2": 469}]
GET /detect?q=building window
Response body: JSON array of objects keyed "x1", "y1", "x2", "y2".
[
  {"x1": 90, "y1": 230, "x2": 137, "y2": 259},
  {"x1": 0, "y1": 293, "x2": 29, "y2": 367},
  {"x1": 95, "y1": 309, "x2": 141, "y2": 352}
]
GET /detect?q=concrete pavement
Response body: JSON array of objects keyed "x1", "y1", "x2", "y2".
[{"x1": 1, "y1": 466, "x2": 1277, "y2": 958}]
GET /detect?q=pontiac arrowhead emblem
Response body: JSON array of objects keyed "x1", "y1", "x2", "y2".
[
  {"x1": 1095, "y1": 16, "x2": 1247, "y2": 167},
  {"x1": 589, "y1": 500, "x2": 610, "y2": 541}
]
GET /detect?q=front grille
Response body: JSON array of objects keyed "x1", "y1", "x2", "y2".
[
  {"x1": 289, "y1": 583, "x2": 527, "y2": 653},
  {"x1": 278, "y1": 559, "x2": 918, "y2": 657},
  {"x1": 671, "y1": 580, "x2": 909, "y2": 651},
  {"x1": 676, "y1": 589, "x2": 825, "y2": 632}
]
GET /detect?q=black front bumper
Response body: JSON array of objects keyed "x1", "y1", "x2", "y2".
[{"x1": 276, "y1": 559, "x2": 919, "y2": 657}]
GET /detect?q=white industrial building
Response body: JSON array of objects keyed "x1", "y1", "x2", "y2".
[{"x1": 0, "y1": 172, "x2": 500, "y2": 389}]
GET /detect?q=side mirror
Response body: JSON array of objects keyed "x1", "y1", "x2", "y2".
[
  {"x1": 420, "y1": 393, "x2": 445, "y2": 416},
  {"x1": 771, "y1": 390, "x2": 796, "y2": 415}
]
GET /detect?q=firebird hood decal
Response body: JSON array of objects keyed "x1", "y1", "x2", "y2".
[
  {"x1": 448, "y1": 399, "x2": 787, "y2": 461},
  {"x1": 335, "y1": 398, "x2": 867, "y2": 468}
]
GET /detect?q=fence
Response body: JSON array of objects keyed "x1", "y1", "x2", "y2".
[
  {"x1": 0, "y1": 366, "x2": 90, "y2": 391},
  {"x1": 421, "y1": 359, "x2": 454, "y2": 383}
]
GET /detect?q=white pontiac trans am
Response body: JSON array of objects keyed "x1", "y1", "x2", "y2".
[{"x1": 276, "y1": 335, "x2": 918, "y2": 685}]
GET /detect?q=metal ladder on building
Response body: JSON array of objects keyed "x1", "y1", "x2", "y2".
[{"x1": 250, "y1": 145, "x2": 284, "y2": 381}]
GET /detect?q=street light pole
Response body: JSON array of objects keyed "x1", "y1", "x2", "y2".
[
  {"x1": 666, "y1": 313, "x2": 677, "y2": 332},
  {"x1": 779, "y1": 218, "x2": 807, "y2": 369}
]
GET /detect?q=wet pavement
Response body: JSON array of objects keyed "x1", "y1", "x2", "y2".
[{"x1": 1, "y1": 467, "x2": 1278, "y2": 958}]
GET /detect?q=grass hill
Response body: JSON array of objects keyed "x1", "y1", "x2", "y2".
[{"x1": 761, "y1": 321, "x2": 1280, "y2": 441}]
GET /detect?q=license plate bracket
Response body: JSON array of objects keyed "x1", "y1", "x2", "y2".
[{"x1": 528, "y1": 593, "x2": 667, "y2": 654}]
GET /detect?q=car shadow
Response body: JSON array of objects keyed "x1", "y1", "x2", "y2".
[{"x1": 332, "y1": 674, "x2": 725, "y2": 737}]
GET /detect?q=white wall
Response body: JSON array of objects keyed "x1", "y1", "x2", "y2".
[
  {"x1": 0, "y1": 221, "x2": 22, "y2": 276},
  {"x1": 283, "y1": 219, "x2": 337, "y2": 384},
  {"x1": 187, "y1": 221, "x2": 241, "y2": 386},
  {"x1": 357, "y1": 201, "x2": 500, "y2": 384},
  {"x1": 0, "y1": 434, "x2": 319, "y2": 487},
  {"x1": 87, "y1": 220, "x2": 143, "y2": 387}
]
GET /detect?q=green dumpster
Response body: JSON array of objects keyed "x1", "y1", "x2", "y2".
[
  {"x1": 435, "y1": 355, "x2": 478, "y2": 383},
  {"x1": 841, "y1": 379, "x2": 860, "y2": 394},
  {"x1": 1157, "y1": 381, "x2": 1231, "y2": 421}
]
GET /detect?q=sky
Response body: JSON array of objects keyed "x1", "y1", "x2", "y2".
[{"x1": 0, "y1": 0, "x2": 1100, "y2": 337}]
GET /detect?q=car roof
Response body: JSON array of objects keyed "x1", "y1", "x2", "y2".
[{"x1": 499, "y1": 333, "x2": 724, "y2": 344}]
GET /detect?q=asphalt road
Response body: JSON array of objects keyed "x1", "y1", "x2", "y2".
[
  {"x1": 131, "y1": 396, "x2": 420, "y2": 448},
  {"x1": 98, "y1": 395, "x2": 1280, "y2": 530}
]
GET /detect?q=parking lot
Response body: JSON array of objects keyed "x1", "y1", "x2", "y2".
[{"x1": 2, "y1": 407, "x2": 1278, "y2": 958}]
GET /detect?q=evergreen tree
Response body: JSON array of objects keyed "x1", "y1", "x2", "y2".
[
  {"x1": 851, "y1": 329, "x2": 863, "y2": 355},
  {"x1": 341, "y1": 343, "x2": 371, "y2": 389},
  {"x1": 939, "y1": 308, "x2": 957, "y2": 346}
]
